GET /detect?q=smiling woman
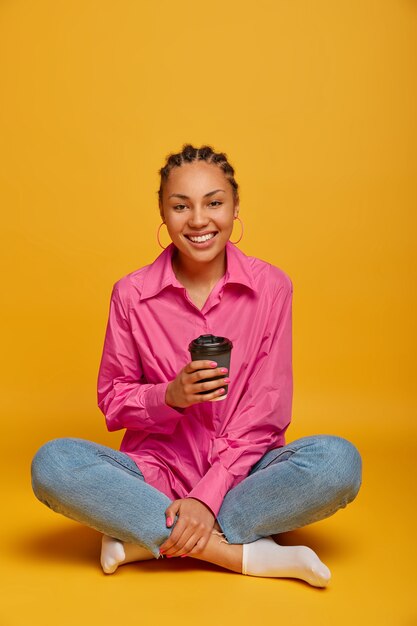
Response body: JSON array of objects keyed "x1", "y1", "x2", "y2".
[
  {"x1": 31, "y1": 142, "x2": 362, "y2": 587},
  {"x1": 159, "y1": 155, "x2": 240, "y2": 288}
]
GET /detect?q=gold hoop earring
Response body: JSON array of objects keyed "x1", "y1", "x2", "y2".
[
  {"x1": 157, "y1": 222, "x2": 169, "y2": 249},
  {"x1": 230, "y1": 216, "x2": 244, "y2": 245}
]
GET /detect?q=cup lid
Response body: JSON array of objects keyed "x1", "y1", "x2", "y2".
[{"x1": 188, "y1": 334, "x2": 233, "y2": 355}]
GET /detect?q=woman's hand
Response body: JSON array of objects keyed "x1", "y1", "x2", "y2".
[
  {"x1": 159, "y1": 497, "x2": 216, "y2": 557},
  {"x1": 165, "y1": 360, "x2": 230, "y2": 408}
]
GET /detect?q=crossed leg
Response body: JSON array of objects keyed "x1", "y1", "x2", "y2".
[{"x1": 32, "y1": 435, "x2": 361, "y2": 588}]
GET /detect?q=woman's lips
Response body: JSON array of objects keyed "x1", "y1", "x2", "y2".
[{"x1": 184, "y1": 232, "x2": 218, "y2": 248}]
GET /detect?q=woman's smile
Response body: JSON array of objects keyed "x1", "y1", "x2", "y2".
[{"x1": 184, "y1": 231, "x2": 219, "y2": 247}]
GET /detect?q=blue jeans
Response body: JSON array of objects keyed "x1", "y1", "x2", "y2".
[{"x1": 31, "y1": 435, "x2": 362, "y2": 560}]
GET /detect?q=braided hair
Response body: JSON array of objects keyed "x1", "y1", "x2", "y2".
[{"x1": 158, "y1": 143, "x2": 239, "y2": 208}]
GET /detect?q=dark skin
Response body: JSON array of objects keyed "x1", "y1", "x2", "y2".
[{"x1": 158, "y1": 359, "x2": 230, "y2": 557}]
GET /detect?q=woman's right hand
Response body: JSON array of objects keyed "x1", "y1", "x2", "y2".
[{"x1": 165, "y1": 360, "x2": 230, "y2": 408}]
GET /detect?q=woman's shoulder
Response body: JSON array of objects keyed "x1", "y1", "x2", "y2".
[
  {"x1": 245, "y1": 252, "x2": 293, "y2": 296},
  {"x1": 109, "y1": 262, "x2": 152, "y2": 307}
]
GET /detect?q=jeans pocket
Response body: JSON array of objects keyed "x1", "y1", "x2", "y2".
[
  {"x1": 250, "y1": 447, "x2": 296, "y2": 474},
  {"x1": 97, "y1": 452, "x2": 145, "y2": 479}
]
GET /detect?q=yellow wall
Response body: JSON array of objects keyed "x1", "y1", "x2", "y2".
[{"x1": 0, "y1": 0, "x2": 415, "y2": 459}]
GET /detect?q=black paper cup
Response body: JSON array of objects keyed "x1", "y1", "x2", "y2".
[{"x1": 188, "y1": 334, "x2": 233, "y2": 401}]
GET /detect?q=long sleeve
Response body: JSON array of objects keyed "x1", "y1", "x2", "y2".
[
  {"x1": 186, "y1": 279, "x2": 293, "y2": 517},
  {"x1": 97, "y1": 283, "x2": 184, "y2": 434}
]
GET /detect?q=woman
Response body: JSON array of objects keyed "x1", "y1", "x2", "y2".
[{"x1": 31, "y1": 143, "x2": 362, "y2": 588}]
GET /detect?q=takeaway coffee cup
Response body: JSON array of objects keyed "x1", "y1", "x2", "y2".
[{"x1": 188, "y1": 334, "x2": 233, "y2": 401}]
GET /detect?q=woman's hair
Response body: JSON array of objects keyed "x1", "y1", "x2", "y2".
[{"x1": 158, "y1": 143, "x2": 239, "y2": 207}]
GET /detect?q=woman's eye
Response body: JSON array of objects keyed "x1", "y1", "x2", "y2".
[{"x1": 173, "y1": 202, "x2": 221, "y2": 210}]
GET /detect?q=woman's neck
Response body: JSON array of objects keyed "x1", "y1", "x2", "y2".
[{"x1": 172, "y1": 248, "x2": 227, "y2": 291}]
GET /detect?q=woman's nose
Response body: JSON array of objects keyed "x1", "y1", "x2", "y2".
[{"x1": 188, "y1": 208, "x2": 209, "y2": 227}]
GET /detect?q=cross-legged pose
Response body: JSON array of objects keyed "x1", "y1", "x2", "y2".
[{"x1": 31, "y1": 143, "x2": 362, "y2": 588}]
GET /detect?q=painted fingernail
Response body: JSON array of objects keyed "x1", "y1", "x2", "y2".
[
  {"x1": 223, "y1": 378, "x2": 231, "y2": 383},
  {"x1": 167, "y1": 517, "x2": 172, "y2": 525},
  {"x1": 181, "y1": 555, "x2": 188, "y2": 558},
  {"x1": 210, "y1": 361, "x2": 217, "y2": 367},
  {"x1": 166, "y1": 555, "x2": 174, "y2": 558},
  {"x1": 220, "y1": 367, "x2": 228, "y2": 373}
]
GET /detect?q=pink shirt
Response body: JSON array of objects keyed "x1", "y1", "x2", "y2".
[{"x1": 97, "y1": 241, "x2": 293, "y2": 518}]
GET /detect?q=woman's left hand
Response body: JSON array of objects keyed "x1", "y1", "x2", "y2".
[{"x1": 159, "y1": 497, "x2": 215, "y2": 557}]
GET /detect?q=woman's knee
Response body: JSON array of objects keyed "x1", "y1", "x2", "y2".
[
  {"x1": 31, "y1": 437, "x2": 78, "y2": 503},
  {"x1": 318, "y1": 435, "x2": 363, "y2": 503}
]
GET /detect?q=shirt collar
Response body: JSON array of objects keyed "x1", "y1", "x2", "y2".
[{"x1": 140, "y1": 240, "x2": 257, "y2": 301}]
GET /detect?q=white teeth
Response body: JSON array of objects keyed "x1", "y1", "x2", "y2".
[{"x1": 188, "y1": 233, "x2": 216, "y2": 243}]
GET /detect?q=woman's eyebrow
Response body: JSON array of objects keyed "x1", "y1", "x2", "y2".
[{"x1": 168, "y1": 189, "x2": 226, "y2": 200}]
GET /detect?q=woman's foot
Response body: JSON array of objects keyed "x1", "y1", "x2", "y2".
[
  {"x1": 242, "y1": 536, "x2": 331, "y2": 588},
  {"x1": 192, "y1": 530, "x2": 330, "y2": 587},
  {"x1": 100, "y1": 534, "x2": 155, "y2": 574}
]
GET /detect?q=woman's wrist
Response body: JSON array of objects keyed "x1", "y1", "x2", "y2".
[{"x1": 165, "y1": 382, "x2": 175, "y2": 408}]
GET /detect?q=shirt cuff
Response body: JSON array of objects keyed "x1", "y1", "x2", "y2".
[
  {"x1": 186, "y1": 463, "x2": 234, "y2": 518},
  {"x1": 145, "y1": 381, "x2": 185, "y2": 422}
]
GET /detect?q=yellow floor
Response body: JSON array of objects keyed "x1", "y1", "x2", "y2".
[{"x1": 2, "y1": 407, "x2": 416, "y2": 626}]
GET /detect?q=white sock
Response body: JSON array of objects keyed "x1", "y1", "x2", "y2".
[
  {"x1": 100, "y1": 534, "x2": 155, "y2": 574},
  {"x1": 242, "y1": 536, "x2": 331, "y2": 588}
]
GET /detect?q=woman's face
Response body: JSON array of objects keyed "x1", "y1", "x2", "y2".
[{"x1": 159, "y1": 161, "x2": 239, "y2": 266}]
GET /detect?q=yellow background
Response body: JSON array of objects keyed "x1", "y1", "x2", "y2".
[{"x1": 1, "y1": 1, "x2": 416, "y2": 625}]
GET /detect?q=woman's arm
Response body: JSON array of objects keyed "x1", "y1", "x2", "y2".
[
  {"x1": 97, "y1": 283, "x2": 184, "y2": 434},
  {"x1": 185, "y1": 278, "x2": 293, "y2": 517}
]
